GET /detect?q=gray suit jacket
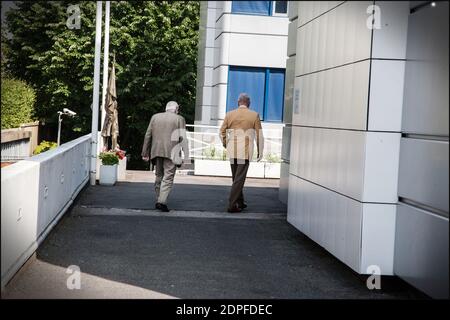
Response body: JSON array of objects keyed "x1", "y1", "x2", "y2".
[{"x1": 141, "y1": 111, "x2": 189, "y2": 165}]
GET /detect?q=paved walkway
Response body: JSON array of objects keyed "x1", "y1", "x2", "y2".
[
  {"x1": 77, "y1": 170, "x2": 286, "y2": 214},
  {"x1": 2, "y1": 171, "x2": 425, "y2": 299}
]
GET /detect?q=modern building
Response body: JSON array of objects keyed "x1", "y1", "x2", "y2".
[
  {"x1": 195, "y1": 1, "x2": 448, "y2": 299},
  {"x1": 195, "y1": 1, "x2": 290, "y2": 145},
  {"x1": 281, "y1": 1, "x2": 448, "y2": 299}
]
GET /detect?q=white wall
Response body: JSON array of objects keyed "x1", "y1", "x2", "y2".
[
  {"x1": 393, "y1": 1, "x2": 449, "y2": 299},
  {"x1": 279, "y1": 1, "x2": 298, "y2": 204},
  {"x1": 195, "y1": 1, "x2": 218, "y2": 125},
  {"x1": 286, "y1": 1, "x2": 410, "y2": 275},
  {"x1": 1, "y1": 134, "x2": 91, "y2": 288}
]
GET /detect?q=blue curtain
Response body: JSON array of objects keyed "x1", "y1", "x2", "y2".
[
  {"x1": 231, "y1": 1, "x2": 270, "y2": 15},
  {"x1": 227, "y1": 67, "x2": 266, "y2": 117},
  {"x1": 265, "y1": 69, "x2": 285, "y2": 122}
]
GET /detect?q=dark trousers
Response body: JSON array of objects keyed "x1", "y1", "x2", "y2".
[{"x1": 229, "y1": 159, "x2": 250, "y2": 209}]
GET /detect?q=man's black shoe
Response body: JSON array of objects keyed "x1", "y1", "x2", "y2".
[
  {"x1": 155, "y1": 203, "x2": 170, "y2": 212},
  {"x1": 238, "y1": 202, "x2": 247, "y2": 210},
  {"x1": 227, "y1": 205, "x2": 242, "y2": 213}
]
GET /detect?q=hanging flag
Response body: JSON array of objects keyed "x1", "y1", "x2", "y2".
[{"x1": 101, "y1": 54, "x2": 120, "y2": 150}]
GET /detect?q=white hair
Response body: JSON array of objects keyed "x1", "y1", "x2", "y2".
[{"x1": 165, "y1": 101, "x2": 179, "y2": 113}]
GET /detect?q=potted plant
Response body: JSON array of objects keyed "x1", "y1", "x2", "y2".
[
  {"x1": 114, "y1": 148, "x2": 127, "y2": 181},
  {"x1": 99, "y1": 151, "x2": 119, "y2": 185},
  {"x1": 115, "y1": 148, "x2": 126, "y2": 161}
]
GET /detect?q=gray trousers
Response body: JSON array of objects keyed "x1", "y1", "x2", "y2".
[
  {"x1": 229, "y1": 159, "x2": 250, "y2": 209},
  {"x1": 154, "y1": 157, "x2": 177, "y2": 205}
]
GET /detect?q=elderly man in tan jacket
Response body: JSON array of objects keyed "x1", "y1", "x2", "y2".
[
  {"x1": 142, "y1": 101, "x2": 189, "y2": 212},
  {"x1": 220, "y1": 93, "x2": 264, "y2": 213}
]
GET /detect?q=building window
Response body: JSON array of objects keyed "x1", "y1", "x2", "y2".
[
  {"x1": 226, "y1": 66, "x2": 285, "y2": 122},
  {"x1": 273, "y1": 1, "x2": 288, "y2": 15},
  {"x1": 231, "y1": 1, "x2": 288, "y2": 16}
]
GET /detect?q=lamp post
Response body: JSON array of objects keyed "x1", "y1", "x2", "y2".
[
  {"x1": 90, "y1": 1, "x2": 103, "y2": 186},
  {"x1": 57, "y1": 108, "x2": 77, "y2": 146},
  {"x1": 57, "y1": 112, "x2": 63, "y2": 146}
]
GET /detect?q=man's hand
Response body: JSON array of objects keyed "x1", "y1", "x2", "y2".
[{"x1": 142, "y1": 156, "x2": 149, "y2": 162}]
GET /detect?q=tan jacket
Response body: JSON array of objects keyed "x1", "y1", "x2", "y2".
[
  {"x1": 141, "y1": 111, "x2": 189, "y2": 165},
  {"x1": 220, "y1": 105, "x2": 264, "y2": 160}
]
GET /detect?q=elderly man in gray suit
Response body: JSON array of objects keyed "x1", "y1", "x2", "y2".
[{"x1": 142, "y1": 101, "x2": 189, "y2": 212}]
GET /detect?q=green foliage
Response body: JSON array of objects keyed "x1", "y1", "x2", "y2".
[
  {"x1": 3, "y1": 1, "x2": 200, "y2": 168},
  {"x1": 264, "y1": 153, "x2": 281, "y2": 163},
  {"x1": 33, "y1": 140, "x2": 57, "y2": 155},
  {"x1": 99, "y1": 151, "x2": 119, "y2": 166},
  {"x1": 202, "y1": 146, "x2": 227, "y2": 160},
  {"x1": 250, "y1": 150, "x2": 281, "y2": 163},
  {"x1": 1, "y1": 18, "x2": 10, "y2": 77},
  {"x1": 1, "y1": 77, "x2": 36, "y2": 129}
]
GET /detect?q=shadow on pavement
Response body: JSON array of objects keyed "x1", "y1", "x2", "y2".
[
  {"x1": 32, "y1": 215, "x2": 425, "y2": 299},
  {"x1": 3, "y1": 176, "x2": 426, "y2": 299},
  {"x1": 76, "y1": 182, "x2": 287, "y2": 214}
]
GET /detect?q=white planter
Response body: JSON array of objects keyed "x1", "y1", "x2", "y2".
[
  {"x1": 247, "y1": 162, "x2": 265, "y2": 178},
  {"x1": 194, "y1": 159, "x2": 280, "y2": 178},
  {"x1": 264, "y1": 162, "x2": 281, "y2": 179},
  {"x1": 99, "y1": 164, "x2": 117, "y2": 185},
  {"x1": 117, "y1": 156, "x2": 127, "y2": 181},
  {"x1": 195, "y1": 159, "x2": 231, "y2": 177}
]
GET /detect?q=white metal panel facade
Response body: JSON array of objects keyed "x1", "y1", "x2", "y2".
[{"x1": 286, "y1": 1, "x2": 410, "y2": 275}]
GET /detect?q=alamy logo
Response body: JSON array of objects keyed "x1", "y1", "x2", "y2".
[
  {"x1": 366, "y1": 5, "x2": 381, "y2": 30},
  {"x1": 66, "y1": 5, "x2": 81, "y2": 30},
  {"x1": 66, "y1": 265, "x2": 81, "y2": 290},
  {"x1": 366, "y1": 265, "x2": 381, "y2": 290}
]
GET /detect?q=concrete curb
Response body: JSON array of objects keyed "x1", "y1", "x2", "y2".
[{"x1": 71, "y1": 205, "x2": 286, "y2": 220}]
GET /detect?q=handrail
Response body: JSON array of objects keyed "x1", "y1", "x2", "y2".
[
  {"x1": 186, "y1": 124, "x2": 221, "y2": 129},
  {"x1": 185, "y1": 124, "x2": 282, "y2": 162}
]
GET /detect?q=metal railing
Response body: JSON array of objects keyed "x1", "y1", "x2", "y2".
[
  {"x1": 1, "y1": 138, "x2": 30, "y2": 161},
  {"x1": 185, "y1": 124, "x2": 283, "y2": 162},
  {"x1": 1, "y1": 122, "x2": 39, "y2": 162}
]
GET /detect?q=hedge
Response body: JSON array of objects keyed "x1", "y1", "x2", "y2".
[
  {"x1": 1, "y1": 77, "x2": 36, "y2": 129},
  {"x1": 33, "y1": 140, "x2": 57, "y2": 155}
]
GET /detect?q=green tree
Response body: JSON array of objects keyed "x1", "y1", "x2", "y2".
[
  {"x1": 1, "y1": 21, "x2": 10, "y2": 77},
  {"x1": 4, "y1": 1, "x2": 199, "y2": 168}
]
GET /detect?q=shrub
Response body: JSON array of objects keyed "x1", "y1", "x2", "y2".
[
  {"x1": 99, "y1": 151, "x2": 119, "y2": 166},
  {"x1": 33, "y1": 141, "x2": 57, "y2": 155},
  {"x1": 1, "y1": 77, "x2": 36, "y2": 129},
  {"x1": 265, "y1": 153, "x2": 281, "y2": 163},
  {"x1": 202, "y1": 146, "x2": 227, "y2": 160}
]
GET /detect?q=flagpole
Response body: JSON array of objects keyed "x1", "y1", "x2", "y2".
[
  {"x1": 100, "y1": 0, "x2": 110, "y2": 152},
  {"x1": 90, "y1": 1, "x2": 103, "y2": 186}
]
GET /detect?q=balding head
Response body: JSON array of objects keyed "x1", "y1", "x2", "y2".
[{"x1": 238, "y1": 93, "x2": 250, "y2": 108}]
